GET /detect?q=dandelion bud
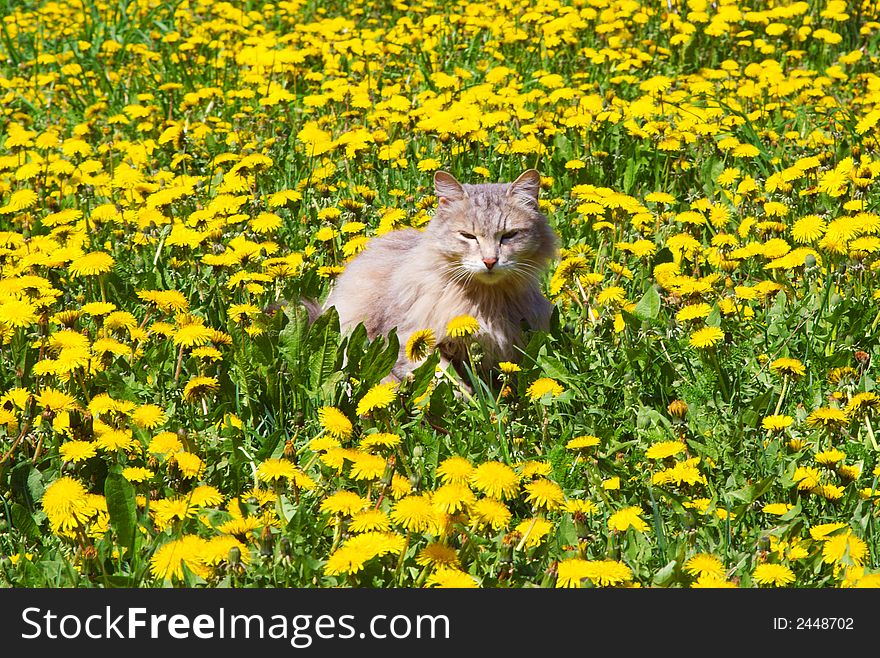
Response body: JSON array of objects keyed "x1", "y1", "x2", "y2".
[
  {"x1": 500, "y1": 535, "x2": 517, "y2": 563},
  {"x1": 259, "y1": 528, "x2": 273, "y2": 558},
  {"x1": 667, "y1": 399, "x2": 688, "y2": 419},
  {"x1": 540, "y1": 560, "x2": 558, "y2": 588},
  {"x1": 804, "y1": 253, "x2": 816, "y2": 268},
  {"x1": 381, "y1": 456, "x2": 396, "y2": 486},
  {"x1": 573, "y1": 511, "x2": 590, "y2": 539},
  {"x1": 228, "y1": 546, "x2": 241, "y2": 566}
]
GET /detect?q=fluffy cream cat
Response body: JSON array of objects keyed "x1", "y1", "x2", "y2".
[{"x1": 323, "y1": 169, "x2": 559, "y2": 380}]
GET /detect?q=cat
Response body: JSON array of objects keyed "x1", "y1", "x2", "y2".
[{"x1": 322, "y1": 169, "x2": 559, "y2": 382}]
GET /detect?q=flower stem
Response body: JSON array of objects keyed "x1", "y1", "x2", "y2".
[
  {"x1": 394, "y1": 533, "x2": 411, "y2": 586},
  {"x1": 773, "y1": 375, "x2": 789, "y2": 416},
  {"x1": 515, "y1": 515, "x2": 539, "y2": 552},
  {"x1": 865, "y1": 417, "x2": 879, "y2": 452},
  {"x1": 174, "y1": 344, "x2": 185, "y2": 382}
]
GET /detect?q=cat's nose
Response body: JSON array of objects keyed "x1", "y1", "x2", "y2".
[{"x1": 482, "y1": 257, "x2": 497, "y2": 270}]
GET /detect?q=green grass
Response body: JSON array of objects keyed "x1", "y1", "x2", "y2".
[{"x1": 1, "y1": 0, "x2": 880, "y2": 588}]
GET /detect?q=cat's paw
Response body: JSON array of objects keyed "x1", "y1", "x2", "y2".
[
  {"x1": 381, "y1": 372, "x2": 402, "y2": 385},
  {"x1": 452, "y1": 380, "x2": 474, "y2": 402}
]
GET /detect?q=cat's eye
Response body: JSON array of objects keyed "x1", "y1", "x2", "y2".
[
  {"x1": 500, "y1": 231, "x2": 518, "y2": 242},
  {"x1": 459, "y1": 232, "x2": 477, "y2": 240}
]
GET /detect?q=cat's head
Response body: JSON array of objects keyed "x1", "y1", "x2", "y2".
[{"x1": 427, "y1": 169, "x2": 559, "y2": 287}]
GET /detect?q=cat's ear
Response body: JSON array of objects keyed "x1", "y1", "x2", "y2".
[
  {"x1": 507, "y1": 169, "x2": 541, "y2": 206},
  {"x1": 434, "y1": 171, "x2": 466, "y2": 208}
]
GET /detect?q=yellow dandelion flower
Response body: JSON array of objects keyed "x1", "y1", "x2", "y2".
[
  {"x1": 689, "y1": 326, "x2": 724, "y2": 349},
  {"x1": 822, "y1": 532, "x2": 868, "y2": 566},
  {"x1": 0, "y1": 298, "x2": 38, "y2": 328},
  {"x1": 37, "y1": 388, "x2": 78, "y2": 411},
  {"x1": 596, "y1": 286, "x2": 626, "y2": 306},
  {"x1": 445, "y1": 314, "x2": 479, "y2": 337},
  {"x1": 183, "y1": 376, "x2": 219, "y2": 402},
  {"x1": 431, "y1": 482, "x2": 475, "y2": 514},
  {"x1": 752, "y1": 563, "x2": 796, "y2": 587},
  {"x1": 390, "y1": 494, "x2": 437, "y2": 532},
  {"x1": 435, "y1": 456, "x2": 474, "y2": 485},
  {"x1": 131, "y1": 404, "x2": 166, "y2": 429},
  {"x1": 122, "y1": 467, "x2": 154, "y2": 482},
  {"x1": 173, "y1": 451, "x2": 204, "y2": 478},
  {"x1": 150, "y1": 535, "x2": 211, "y2": 581},
  {"x1": 318, "y1": 406, "x2": 353, "y2": 440},
  {"x1": 471, "y1": 498, "x2": 511, "y2": 531},
  {"x1": 762, "y1": 503, "x2": 793, "y2": 515},
  {"x1": 256, "y1": 458, "x2": 298, "y2": 482},
  {"x1": 355, "y1": 381, "x2": 397, "y2": 416},
  {"x1": 416, "y1": 542, "x2": 458, "y2": 567},
  {"x1": 676, "y1": 303, "x2": 712, "y2": 322},
  {"x1": 513, "y1": 517, "x2": 553, "y2": 548},
  {"x1": 527, "y1": 377, "x2": 564, "y2": 400},
  {"x1": 59, "y1": 440, "x2": 97, "y2": 463},
  {"x1": 94, "y1": 428, "x2": 136, "y2": 452},
  {"x1": 320, "y1": 491, "x2": 369, "y2": 516},
  {"x1": 405, "y1": 328, "x2": 436, "y2": 362},
  {"x1": 793, "y1": 466, "x2": 822, "y2": 490},
  {"x1": 42, "y1": 476, "x2": 91, "y2": 533},
  {"x1": 470, "y1": 461, "x2": 519, "y2": 499},
  {"x1": 349, "y1": 509, "x2": 391, "y2": 533},
  {"x1": 518, "y1": 460, "x2": 552, "y2": 478},
  {"x1": 68, "y1": 251, "x2": 115, "y2": 277},
  {"x1": 814, "y1": 448, "x2": 846, "y2": 466},
  {"x1": 149, "y1": 431, "x2": 182, "y2": 456},
  {"x1": 770, "y1": 358, "x2": 806, "y2": 377},
  {"x1": 524, "y1": 478, "x2": 565, "y2": 511},
  {"x1": 425, "y1": 566, "x2": 479, "y2": 588},
  {"x1": 349, "y1": 452, "x2": 387, "y2": 481},
  {"x1": 684, "y1": 554, "x2": 726, "y2": 578},
  {"x1": 645, "y1": 441, "x2": 686, "y2": 459},
  {"x1": 809, "y1": 522, "x2": 848, "y2": 541},
  {"x1": 173, "y1": 323, "x2": 214, "y2": 348},
  {"x1": 762, "y1": 415, "x2": 794, "y2": 431},
  {"x1": 323, "y1": 532, "x2": 405, "y2": 576},
  {"x1": 691, "y1": 573, "x2": 738, "y2": 588},
  {"x1": 608, "y1": 506, "x2": 649, "y2": 533},
  {"x1": 566, "y1": 435, "x2": 600, "y2": 450},
  {"x1": 359, "y1": 432, "x2": 401, "y2": 451},
  {"x1": 806, "y1": 407, "x2": 848, "y2": 428}
]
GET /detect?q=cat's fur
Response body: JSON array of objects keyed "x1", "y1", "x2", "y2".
[{"x1": 323, "y1": 169, "x2": 559, "y2": 380}]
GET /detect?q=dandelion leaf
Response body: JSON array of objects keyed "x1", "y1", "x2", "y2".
[
  {"x1": 632, "y1": 285, "x2": 660, "y2": 322},
  {"x1": 105, "y1": 470, "x2": 138, "y2": 556},
  {"x1": 307, "y1": 306, "x2": 341, "y2": 391},
  {"x1": 359, "y1": 328, "x2": 399, "y2": 386},
  {"x1": 11, "y1": 503, "x2": 40, "y2": 539}
]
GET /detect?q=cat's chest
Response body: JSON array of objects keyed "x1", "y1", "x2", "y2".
[
  {"x1": 437, "y1": 295, "x2": 532, "y2": 359},
  {"x1": 398, "y1": 273, "x2": 543, "y2": 356}
]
